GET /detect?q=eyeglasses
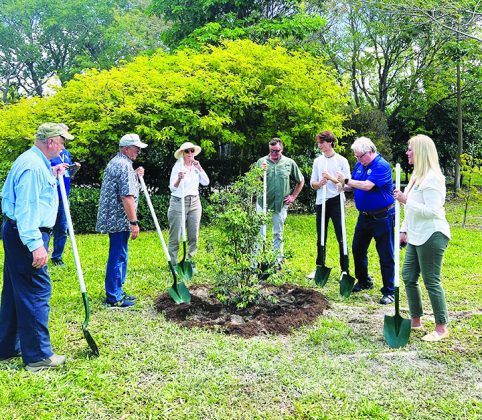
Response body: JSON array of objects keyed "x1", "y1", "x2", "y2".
[
  {"x1": 355, "y1": 151, "x2": 368, "y2": 160},
  {"x1": 130, "y1": 146, "x2": 141, "y2": 154},
  {"x1": 270, "y1": 149, "x2": 282, "y2": 154},
  {"x1": 184, "y1": 148, "x2": 195, "y2": 154}
]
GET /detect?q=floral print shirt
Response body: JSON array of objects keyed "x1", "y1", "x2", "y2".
[{"x1": 96, "y1": 152, "x2": 139, "y2": 233}]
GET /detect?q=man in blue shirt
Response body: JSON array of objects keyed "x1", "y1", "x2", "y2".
[
  {"x1": 337, "y1": 137, "x2": 395, "y2": 304},
  {"x1": 0, "y1": 123, "x2": 73, "y2": 371},
  {"x1": 49, "y1": 124, "x2": 80, "y2": 266}
]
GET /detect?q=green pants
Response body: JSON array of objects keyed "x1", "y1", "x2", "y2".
[{"x1": 402, "y1": 231, "x2": 449, "y2": 325}]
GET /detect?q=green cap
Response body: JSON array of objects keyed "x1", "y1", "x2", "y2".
[{"x1": 35, "y1": 123, "x2": 74, "y2": 141}]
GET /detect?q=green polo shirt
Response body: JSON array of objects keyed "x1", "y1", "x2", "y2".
[{"x1": 257, "y1": 155, "x2": 304, "y2": 213}]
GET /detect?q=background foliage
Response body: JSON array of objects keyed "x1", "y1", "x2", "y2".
[{"x1": 0, "y1": 39, "x2": 349, "y2": 188}]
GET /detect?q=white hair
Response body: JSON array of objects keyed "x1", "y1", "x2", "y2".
[{"x1": 351, "y1": 137, "x2": 377, "y2": 154}]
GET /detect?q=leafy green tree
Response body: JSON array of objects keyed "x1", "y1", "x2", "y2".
[
  {"x1": 148, "y1": 0, "x2": 303, "y2": 48},
  {"x1": 0, "y1": 0, "x2": 165, "y2": 101},
  {"x1": 0, "y1": 39, "x2": 350, "y2": 188}
]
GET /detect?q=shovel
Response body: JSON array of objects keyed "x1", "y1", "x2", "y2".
[
  {"x1": 383, "y1": 163, "x2": 411, "y2": 348},
  {"x1": 139, "y1": 177, "x2": 190, "y2": 304},
  {"x1": 58, "y1": 174, "x2": 99, "y2": 356},
  {"x1": 339, "y1": 192, "x2": 355, "y2": 297},
  {"x1": 314, "y1": 161, "x2": 331, "y2": 286},
  {"x1": 176, "y1": 159, "x2": 193, "y2": 281}
]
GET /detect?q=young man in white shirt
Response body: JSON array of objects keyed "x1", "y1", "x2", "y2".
[{"x1": 307, "y1": 131, "x2": 351, "y2": 279}]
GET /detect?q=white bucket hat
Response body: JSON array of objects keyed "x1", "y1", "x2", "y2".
[
  {"x1": 119, "y1": 133, "x2": 148, "y2": 148},
  {"x1": 174, "y1": 142, "x2": 202, "y2": 159}
]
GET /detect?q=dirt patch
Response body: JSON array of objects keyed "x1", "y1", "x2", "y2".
[{"x1": 154, "y1": 284, "x2": 330, "y2": 338}]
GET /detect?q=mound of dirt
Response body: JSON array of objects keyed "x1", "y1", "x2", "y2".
[{"x1": 155, "y1": 284, "x2": 329, "y2": 338}]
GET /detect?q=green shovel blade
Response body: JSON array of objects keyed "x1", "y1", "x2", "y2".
[
  {"x1": 383, "y1": 314, "x2": 411, "y2": 348},
  {"x1": 339, "y1": 272, "x2": 355, "y2": 298},
  {"x1": 81, "y1": 293, "x2": 99, "y2": 356},
  {"x1": 314, "y1": 265, "x2": 331, "y2": 287},
  {"x1": 168, "y1": 286, "x2": 184, "y2": 304},
  {"x1": 383, "y1": 288, "x2": 411, "y2": 348}
]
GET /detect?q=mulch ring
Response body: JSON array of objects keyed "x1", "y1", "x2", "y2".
[{"x1": 154, "y1": 283, "x2": 330, "y2": 338}]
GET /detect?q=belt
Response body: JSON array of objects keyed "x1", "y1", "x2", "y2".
[
  {"x1": 4, "y1": 215, "x2": 53, "y2": 234},
  {"x1": 360, "y1": 204, "x2": 394, "y2": 217}
]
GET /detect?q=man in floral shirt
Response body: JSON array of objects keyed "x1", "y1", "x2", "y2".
[{"x1": 96, "y1": 134, "x2": 147, "y2": 308}]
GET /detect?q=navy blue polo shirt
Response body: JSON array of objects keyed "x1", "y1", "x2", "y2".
[
  {"x1": 50, "y1": 148, "x2": 73, "y2": 197},
  {"x1": 352, "y1": 154, "x2": 394, "y2": 212}
]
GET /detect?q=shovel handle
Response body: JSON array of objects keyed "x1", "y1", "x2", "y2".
[
  {"x1": 58, "y1": 174, "x2": 86, "y2": 294},
  {"x1": 320, "y1": 159, "x2": 328, "y2": 247},
  {"x1": 139, "y1": 177, "x2": 172, "y2": 263},
  {"x1": 394, "y1": 164, "x2": 401, "y2": 288},
  {"x1": 179, "y1": 158, "x2": 187, "y2": 242},
  {"x1": 339, "y1": 192, "x2": 348, "y2": 256},
  {"x1": 262, "y1": 159, "x2": 267, "y2": 238}
]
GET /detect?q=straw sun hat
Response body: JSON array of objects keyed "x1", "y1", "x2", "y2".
[{"x1": 174, "y1": 142, "x2": 202, "y2": 159}]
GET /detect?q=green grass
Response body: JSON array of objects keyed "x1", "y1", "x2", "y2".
[{"x1": 0, "y1": 198, "x2": 481, "y2": 419}]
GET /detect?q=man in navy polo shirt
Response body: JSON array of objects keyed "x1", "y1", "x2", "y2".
[
  {"x1": 336, "y1": 137, "x2": 395, "y2": 304},
  {"x1": 49, "y1": 124, "x2": 81, "y2": 266}
]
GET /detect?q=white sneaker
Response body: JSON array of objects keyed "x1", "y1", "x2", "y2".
[{"x1": 306, "y1": 270, "x2": 316, "y2": 279}]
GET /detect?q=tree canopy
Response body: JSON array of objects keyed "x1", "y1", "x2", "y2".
[{"x1": 0, "y1": 39, "x2": 350, "y2": 186}]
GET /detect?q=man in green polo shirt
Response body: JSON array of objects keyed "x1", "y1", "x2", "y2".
[{"x1": 256, "y1": 138, "x2": 305, "y2": 262}]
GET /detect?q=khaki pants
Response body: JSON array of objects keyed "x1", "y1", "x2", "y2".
[{"x1": 167, "y1": 195, "x2": 202, "y2": 263}]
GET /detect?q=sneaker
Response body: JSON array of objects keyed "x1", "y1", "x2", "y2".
[
  {"x1": 306, "y1": 270, "x2": 316, "y2": 280},
  {"x1": 25, "y1": 354, "x2": 66, "y2": 372},
  {"x1": 122, "y1": 292, "x2": 137, "y2": 301},
  {"x1": 105, "y1": 299, "x2": 134, "y2": 309},
  {"x1": 352, "y1": 281, "x2": 374, "y2": 293},
  {"x1": 51, "y1": 259, "x2": 65, "y2": 267},
  {"x1": 0, "y1": 352, "x2": 21, "y2": 362},
  {"x1": 379, "y1": 294, "x2": 395, "y2": 305}
]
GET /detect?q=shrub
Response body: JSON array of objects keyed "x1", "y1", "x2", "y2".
[{"x1": 205, "y1": 166, "x2": 280, "y2": 309}]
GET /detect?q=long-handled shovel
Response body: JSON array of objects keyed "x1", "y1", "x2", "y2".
[
  {"x1": 383, "y1": 163, "x2": 411, "y2": 348},
  {"x1": 314, "y1": 161, "x2": 331, "y2": 286},
  {"x1": 139, "y1": 177, "x2": 190, "y2": 304},
  {"x1": 176, "y1": 159, "x2": 193, "y2": 280},
  {"x1": 339, "y1": 192, "x2": 355, "y2": 297},
  {"x1": 58, "y1": 174, "x2": 99, "y2": 356}
]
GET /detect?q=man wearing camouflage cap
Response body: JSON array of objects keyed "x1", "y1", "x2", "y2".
[{"x1": 0, "y1": 122, "x2": 72, "y2": 371}]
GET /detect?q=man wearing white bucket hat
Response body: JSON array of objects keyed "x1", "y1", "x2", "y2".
[
  {"x1": 96, "y1": 133, "x2": 147, "y2": 308},
  {"x1": 168, "y1": 142, "x2": 209, "y2": 272}
]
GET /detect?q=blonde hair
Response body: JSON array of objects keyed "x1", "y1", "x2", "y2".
[{"x1": 409, "y1": 135, "x2": 444, "y2": 186}]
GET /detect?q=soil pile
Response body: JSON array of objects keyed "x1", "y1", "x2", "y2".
[{"x1": 155, "y1": 283, "x2": 329, "y2": 338}]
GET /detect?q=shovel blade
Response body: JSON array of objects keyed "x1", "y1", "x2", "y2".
[
  {"x1": 314, "y1": 265, "x2": 331, "y2": 287},
  {"x1": 175, "y1": 263, "x2": 193, "y2": 282},
  {"x1": 81, "y1": 293, "x2": 99, "y2": 356},
  {"x1": 339, "y1": 272, "x2": 355, "y2": 298},
  {"x1": 383, "y1": 313, "x2": 411, "y2": 348},
  {"x1": 168, "y1": 286, "x2": 184, "y2": 304},
  {"x1": 82, "y1": 325, "x2": 100, "y2": 356},
  {"x1": 177, "y1": 281, "x2": 191, "y2": 303}
]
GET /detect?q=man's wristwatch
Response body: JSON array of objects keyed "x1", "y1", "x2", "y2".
[
  {"x1": 344, "y1": 178, "x2": 350, "y2": 185},
  {"x1": 130, "y1": 220, "x2": 138, "y2": 226}
]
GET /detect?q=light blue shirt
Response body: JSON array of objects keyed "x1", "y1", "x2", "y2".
[{"x1": 2, "y1": 146, "x2": 58, "y2": 251}]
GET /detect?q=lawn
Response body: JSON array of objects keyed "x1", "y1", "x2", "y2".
[{"x1": 0, "y1": 197, "x2": 481, "y2": 419}]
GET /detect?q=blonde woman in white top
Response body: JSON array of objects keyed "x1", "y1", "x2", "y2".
[
  {"x1": 168, "y1": 142, "x2": 209, "y2": 268},
  {"x1": 394, "y1": 135, "x2": 451, "y2": 342}
]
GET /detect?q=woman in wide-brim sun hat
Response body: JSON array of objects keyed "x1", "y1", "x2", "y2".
[{"x1": 167, "y1": 142, "x2": 209, "y2": 272}]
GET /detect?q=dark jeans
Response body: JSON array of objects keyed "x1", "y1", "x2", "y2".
[
  {"x1": 315, "y1": 195, "x2": 348, "y2": 271},
  {"x1": 105, "y1": 231, "x2": 130, "y2": 304},
  {"x1": 352, "y1": 209, "x2": 395, "y2": 296},
  {"x1": 0, "y1": 220, "x2": 53, "y2": 364},
  {"x1": 50, "y1": 199, "x2": 68, "y2": 261}
]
